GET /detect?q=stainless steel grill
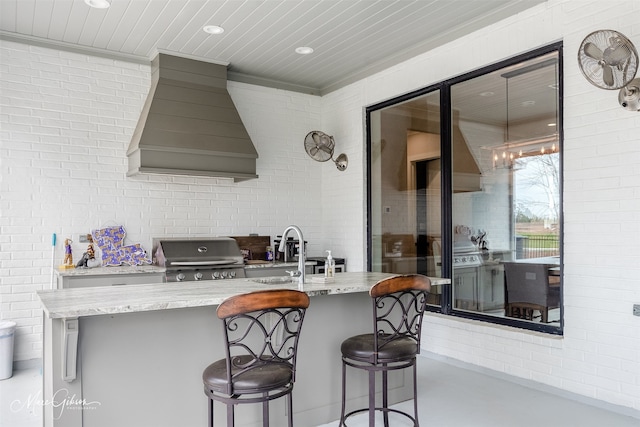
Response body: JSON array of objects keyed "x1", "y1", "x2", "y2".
[
  {"x1": 453, "y1": 226, "x2": 483, "y2": 268},
  {"x1": 154, "y1": 237, "x2": 246, "y2": 282},
  {"x1": 453, "y1": 252, "x2": 483, "y2": 268}
]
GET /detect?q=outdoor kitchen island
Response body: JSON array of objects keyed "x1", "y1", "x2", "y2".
[{"x1": 37, "y1": 272, "x2": 449, "y2": 427}]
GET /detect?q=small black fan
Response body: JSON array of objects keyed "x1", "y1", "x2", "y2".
[{"x1": 578, "y1": 29, "x2": 640, "y2": 111}]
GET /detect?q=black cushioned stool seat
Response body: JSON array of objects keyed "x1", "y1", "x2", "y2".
[
  {"x1": 339, "y1": 275, "x2": 431, "y2": 427},
  {"x1": 341, "y1": 334, "x2": 418, "y2": 363},
  {"x1": 203, "y1": 355, "x2": 294, "y2": 393}
]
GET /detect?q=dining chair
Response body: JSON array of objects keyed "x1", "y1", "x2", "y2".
[
  {"x1": 202, "y1": 289, "x2": 310, "y2": 427},
  {"x1": 503, "y1": 262, "x2": 560, "y2": 323}
]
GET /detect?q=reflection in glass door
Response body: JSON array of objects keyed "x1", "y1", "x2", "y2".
[
  {"x1": 368, "y1": 90, "x2": 442, "y2": 306},
  {"x1": 416, "y1": 158, "x2": 441, "y2": 278},
  {"x1": 367, "y1": 43, "x2": 562, "y2": 333},
  {"x1": 449, "y1": 51, "x2": 561, "y2": 325}
]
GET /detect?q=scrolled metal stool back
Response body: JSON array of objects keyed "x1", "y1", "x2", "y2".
[
  {"x1": 203, "y1": 289, "x2": 309, "y2": 427},
  {"x1": 371, "y1": 285, "x2": 428, "y2": 364},
  {"x1": 221, "y1": 303, "x2": 307, "y2": 394}
]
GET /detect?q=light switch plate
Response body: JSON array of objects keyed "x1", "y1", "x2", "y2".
[{"x1": 634, "y1": 304, "x2": 640, "y2": 317}]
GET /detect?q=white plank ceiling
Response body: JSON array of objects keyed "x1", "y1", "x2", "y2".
[{"x1": 0, "y1": 0, "x2": 546, "y2": 94}]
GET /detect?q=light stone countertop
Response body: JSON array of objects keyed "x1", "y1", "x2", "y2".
[{"x1": 36, "y1": 272, "x2": 450, "y2": 319}]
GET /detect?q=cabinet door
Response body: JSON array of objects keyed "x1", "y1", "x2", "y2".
[
  {"x1": 479, "y1": 265, "x2": 505, "y2": 311},
  {"x1": 61, "y1": 273, "x2": 165, "y2": 288},
  {"x1": 454, "y1": 269, "x2": 478, "y2": 310}
]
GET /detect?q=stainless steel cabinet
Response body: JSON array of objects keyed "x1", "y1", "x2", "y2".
[
  {"x1": 312, "y1": 263, "x2": 346, "y2": 275},
  {"x1": 243, "y1": 264, "x2": 313, "y2": 279}
]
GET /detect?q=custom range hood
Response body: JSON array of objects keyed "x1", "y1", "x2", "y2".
[
  {"x1": 406, "y1": 109, "x2": 482, "y2": 193},
  {"x1": 451, "y1": 110, "x2": 482, "y2": 193},
  {"x1": 127, "y1": 53, "x2": 258, "y2": 182}
]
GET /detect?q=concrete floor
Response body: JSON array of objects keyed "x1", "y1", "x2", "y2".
[
  {"x1": 0, "y1": 366, "x2": 42, "y2": 427},
  {"x1": 320, "y1": 354, "x2": 639, "y2": 427},
  {"x1": 2, "y1": 354, "x2": 638, "y2": 427}
]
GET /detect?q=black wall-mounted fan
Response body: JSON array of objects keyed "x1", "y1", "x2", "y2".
[{"x1": 578, "y1": 29, "x2": 640, "y2": 111}]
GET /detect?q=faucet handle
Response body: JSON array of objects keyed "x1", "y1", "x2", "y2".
[{"x1": 286, "y1": 270, "x2": 301, "y2": 277}]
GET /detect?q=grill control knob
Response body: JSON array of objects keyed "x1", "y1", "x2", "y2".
[
  {"x1": 212, "y1": 271, "x2": 220, "y2": 280},
  {"x1": 221, "y1": 271, "x2": 228, "y2": 278},
  {"x1": 194, "y1": 272, "x2": 203, "y2": 281},
  {"x1": 177, "y1": 273, "x2": 186, "y2": 282},
  {"x1": 229, "y1": 271, "x2": 236, "y2": 278}
]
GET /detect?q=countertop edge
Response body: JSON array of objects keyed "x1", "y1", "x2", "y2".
[{"x1": 37, "y1": 273, "x2": 450, "y2": 319}]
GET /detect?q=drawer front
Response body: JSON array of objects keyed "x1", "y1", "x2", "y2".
[
  {"x1": 62, "y1": 273, "x2": 165, "y2": 288},
  {"x1": 312, "y1": 264, "x2": 346, "y2": 275},
  {"x1": 244, "y1": 265, "x2": 313, "y2": 279}
]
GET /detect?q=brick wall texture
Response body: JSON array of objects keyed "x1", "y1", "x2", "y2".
[{"x1": 1, "y1": 0, "x2": 638, "y2": 414}]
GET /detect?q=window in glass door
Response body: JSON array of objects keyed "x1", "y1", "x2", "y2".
[
  {"x1": 449, "y1": 51, "x2": 561, "y2": 332},
  {"x1": 368, "y1": 90, "x2": 443, "y2": 307},
  {"x1": 367, "y1": 43, "x2": 562, "y2": 334}
]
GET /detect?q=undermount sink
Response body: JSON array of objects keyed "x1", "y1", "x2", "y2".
[{"x1": 250, "y1": 276, "x2": 297, "y2": 285}]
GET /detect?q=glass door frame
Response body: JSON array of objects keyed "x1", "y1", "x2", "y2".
[{"x1": 365, "y1": 42, "x2": 564, "y2": 335}]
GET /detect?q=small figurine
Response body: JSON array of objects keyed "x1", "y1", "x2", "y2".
[
  {"x1": 60, "y1": 238, "x2": 75, "y2": 269},
  {"x1": 76, "y1": 243, "x2": 99, "y2": 268}
]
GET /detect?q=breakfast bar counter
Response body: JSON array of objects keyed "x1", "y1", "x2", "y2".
[{"x1": 37, "y1": 272, "x2": 449, "y2": 427}]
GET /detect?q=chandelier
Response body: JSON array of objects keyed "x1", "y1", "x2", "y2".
[
  {"x1": 486, "y1": 58, "x2": 559, "y2": 170},
  {"x1": 490, "y1": 134, "x2": 558, "y2": 169}
]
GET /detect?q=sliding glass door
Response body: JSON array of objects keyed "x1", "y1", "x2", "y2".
[
  {"x1": 367, "y1": 44, "x2": 562, "y2": 333},
  {"x1": 368, "y1": 90, "x2": 442, "y2": 305}
]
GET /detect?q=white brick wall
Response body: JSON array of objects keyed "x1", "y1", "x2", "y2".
[
  {"x1": 1, "y1": 0, "x2": 639, "y2": 415},
  {"x1": 0, "y1": 41, "x2": 324, "y2": 361},
  {"x1": 319, "y1": 0, "x2": 640, "y2": 414}
]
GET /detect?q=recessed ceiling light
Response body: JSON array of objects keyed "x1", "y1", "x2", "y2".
[
  {"x1": 295, "y1": 46, "x2": 314, "y2": 55},
  {"x1": 84, "y1": 0, "x2": 110, "y2": 9},
  {"x1": 521, "y1": 100, "x2": 536, "y2": 107},
  {"x1": 479, "y1": 91, "x2": 495, "y2": 97},
  {"x1": 547, "y1": 122, "x2": 556, "y2": 127},
  {"x1": 203, "y1": 25, "x2": 224, "y2": 35}
]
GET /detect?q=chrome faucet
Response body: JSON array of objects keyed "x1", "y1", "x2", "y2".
[{"x1": 279, "y1": 225, "x2": 305, "y2": 288}]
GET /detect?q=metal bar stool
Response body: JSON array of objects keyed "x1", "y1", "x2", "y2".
[
  {"x1": 339, "y1": 274, "x2": 431, "y2": 426},
  {"x1": 202, "y1": 289, "x2": 310, "y2": 427}
]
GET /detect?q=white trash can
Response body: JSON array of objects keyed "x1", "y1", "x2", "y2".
[{"x1": 0, "y1": 320, "x2": 17, "y2": 380}]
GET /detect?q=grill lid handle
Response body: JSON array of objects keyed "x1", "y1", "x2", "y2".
[{"x1": 170, "y1": 260, "x2": 240, "y2": 266}]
